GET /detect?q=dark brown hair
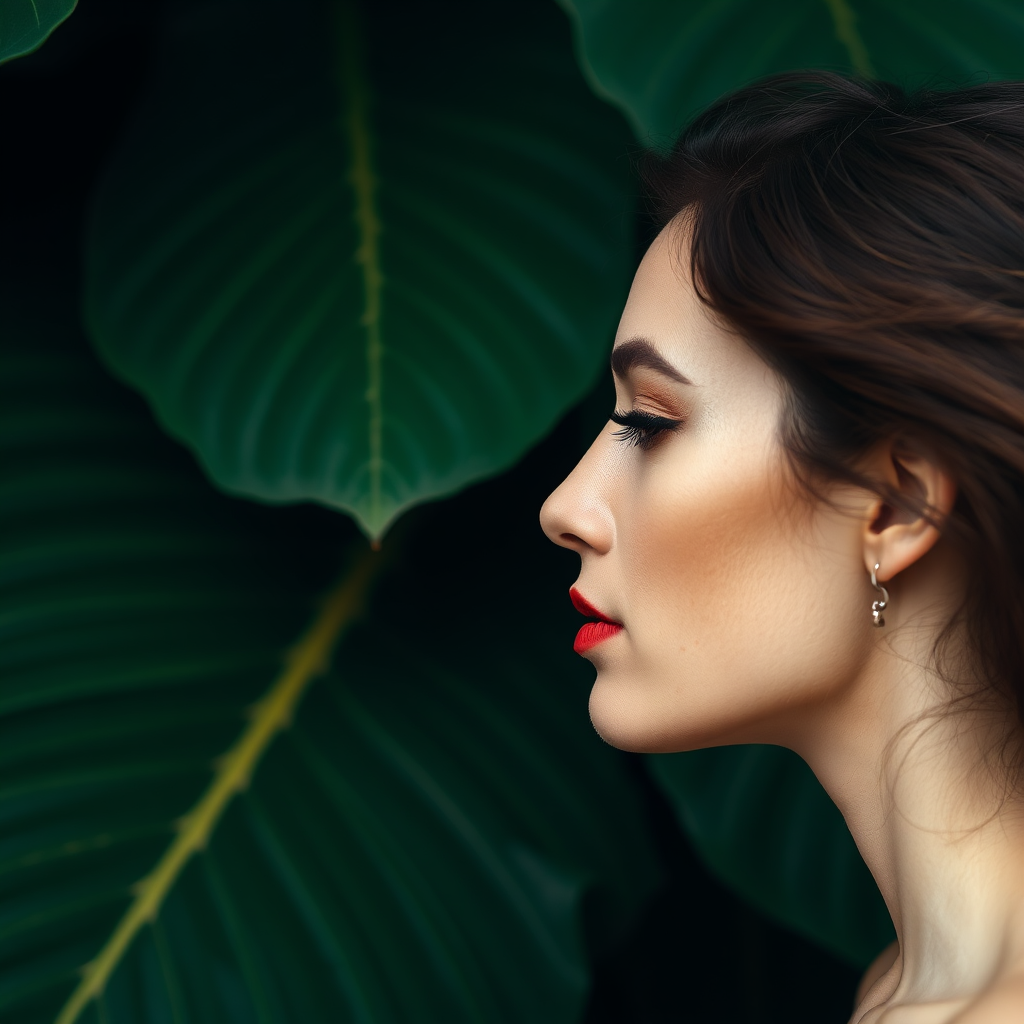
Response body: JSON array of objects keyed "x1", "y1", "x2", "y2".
[{"x1": 645, "y1": 71, "x2": 1024, "y2": 744}]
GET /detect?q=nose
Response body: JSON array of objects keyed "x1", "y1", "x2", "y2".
[{"x1": 539, "y1": 442, "x2": 614, "y2": 555}]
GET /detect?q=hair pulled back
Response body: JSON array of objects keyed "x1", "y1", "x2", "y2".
[{"x1": 645, "y1": 72, "x2": 1024, "y2": 737}]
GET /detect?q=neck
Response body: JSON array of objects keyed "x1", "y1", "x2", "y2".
[{"x1": 791, "y1": 566, "x2": 1024, "y2": 1017}]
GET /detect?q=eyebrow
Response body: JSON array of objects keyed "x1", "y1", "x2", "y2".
[{"x1": 610, "y1": 337, "x2": 693, "y2": 386}]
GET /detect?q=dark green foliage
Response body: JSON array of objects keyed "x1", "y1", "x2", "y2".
[
  {"x1": 84, "y1": 0, "x2": 636, "y2": 539},
  {"x1": 4, "y1": 0, "x2": 1023, "y2": 1018},
  {"x1": 649, "y1": 746, "x2": 894, "y2": 968},
  {"x1": 559, "y1": 0, "x2": 1024, "y2": 144},
  {"x1": 0, "y1": 278, "x2": 661, "y2": 1021},
  {"x1": 0, "y1": 0, "x2": 75, "y2": 63}
]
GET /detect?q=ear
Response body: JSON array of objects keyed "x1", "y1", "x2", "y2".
[{"x1": 860, "y1": 440, "x2": 958, "y2": 583}]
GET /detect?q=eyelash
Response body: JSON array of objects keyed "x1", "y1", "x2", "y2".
[{"x1": 609, "y1": 409, "x2": 683, "y2": 450}]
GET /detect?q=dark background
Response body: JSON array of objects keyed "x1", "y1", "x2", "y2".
[{"x1": 1, "y1": 3, "x2": 862, "y2": 1020}]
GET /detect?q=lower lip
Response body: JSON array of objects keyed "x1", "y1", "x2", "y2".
[{"x1": 574, "y1": 621, "x2": 623, "y2": 654}]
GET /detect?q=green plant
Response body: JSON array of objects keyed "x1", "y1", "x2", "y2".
[
  {"x1": 0, "y1": 0, "x2": 75, "y2": 62},
  {"x1": 2, "y1": 0, "x2": 1023, "y2": 1020}
]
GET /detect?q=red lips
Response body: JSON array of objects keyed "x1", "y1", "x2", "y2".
[{"x1": 569, "y1": 587, "x2": 623, "y2": 654}]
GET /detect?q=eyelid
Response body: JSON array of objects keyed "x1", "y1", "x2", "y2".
[
  {"x1": 609, "y1": 409, "x2": 682, "y2": 429},
  {"x1": 609, "y1": 408, "x2": 684, "y2": 450}
]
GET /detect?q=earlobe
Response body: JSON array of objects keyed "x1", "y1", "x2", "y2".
[{"x1": 862, "y1": 444, "x2": 957, "y2": 583}]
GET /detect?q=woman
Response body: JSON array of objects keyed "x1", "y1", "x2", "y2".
[{"x1": 540, "y1": 72, "x2": 1024, "y2": 1023}]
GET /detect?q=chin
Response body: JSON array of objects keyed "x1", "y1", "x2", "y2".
[
  {"x1": 588, "y1": 677, "x2": 688, "y2": 754},
  {"x1": 588, "y1": 672, "x2": 772, "y2": 753}
]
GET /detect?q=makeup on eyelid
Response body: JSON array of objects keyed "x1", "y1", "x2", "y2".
[{"x1": 609, "y1": 409, "x2": 683, "y2": 450}]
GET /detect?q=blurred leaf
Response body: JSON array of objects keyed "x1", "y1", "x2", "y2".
[
  {"x1": 558, "y1": 0, "x2": 1024, "y2": 144},
  {"x1": 647, "y1": 746, "x2": 894, "y2": 968},
  {"x1": 84, "y1": 0, "x2": 636, "y2": 540},
  {"x1": 0, "y1": 0, "x2": 76, "y2": 63},
  {"x1": 0, "y1": 279, "x2": 661, "y2": 1022}
]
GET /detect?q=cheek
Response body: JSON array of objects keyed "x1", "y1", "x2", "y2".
[
  {"x1": 592, "y1": 447, "x2": 867, "y2": 751},
  {"x1": 628, "y1": 449, "x2": 793, "y2": 663}
]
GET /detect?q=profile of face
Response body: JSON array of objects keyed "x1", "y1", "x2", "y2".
[
  {"x1": 540, "y1": 225, "x2": 886, "y2": 755},
  {"x1": 537, "y1": 76, "x2": 1024, "y2": 1020}
]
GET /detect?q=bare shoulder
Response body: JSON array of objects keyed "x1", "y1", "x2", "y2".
[{"x1": 952, "y1": 975, "x2": 1024, "y2": 1023}]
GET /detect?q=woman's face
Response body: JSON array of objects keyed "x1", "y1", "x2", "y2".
[{"x1": 540, "y1": 225, "x2": 871, "y2": 753}]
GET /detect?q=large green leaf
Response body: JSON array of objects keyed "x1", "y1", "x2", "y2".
[
  {"x1": 558, "y1": 0, "x2": 1024, "y2": 143},
  {"x1": 647, "y1": 746, "x2": 893, "y2": 968},
  {"x1": 0, "y1": 278, "x2": 661, "y2": 1022},
  {"x1": 83, "y1": 0, "x2": 635, "y2": 540},
  {"x1": 0, "y1": 0, "x2": 75, "y2": 63}
]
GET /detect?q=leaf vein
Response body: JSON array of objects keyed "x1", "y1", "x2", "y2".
[
  {"x1": 51, "y1": 550, "x2": 379, "y2": 1023},
  {"x1": 821, "y1": 0, "x2": 875, "y2": 76},
  {"x1": 338, "y1": 2, "x2": 385, "y2": 538}
]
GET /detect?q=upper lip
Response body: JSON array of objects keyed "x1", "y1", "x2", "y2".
[{"x1": 569, "y1": 587, "x2": 621, "y2": 624}]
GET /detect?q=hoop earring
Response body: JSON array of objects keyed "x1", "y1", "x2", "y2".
[{"x1": 870, "y1": 563, "x2": 888, "y2": 628}]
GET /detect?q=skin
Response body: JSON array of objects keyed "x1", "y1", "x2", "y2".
[{"x1": 540, "y1": 222, "x2": 1024, "y2": 1022}]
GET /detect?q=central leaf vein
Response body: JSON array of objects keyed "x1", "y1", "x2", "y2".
[
  {"x1": 822, "y1": 0, "x2": 875, "y2": 77},
  {"x1": 338, "y1": 1, "x2": 385, "y2": 536}
]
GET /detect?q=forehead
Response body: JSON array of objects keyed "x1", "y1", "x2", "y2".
[{"x1": 612, "y1": 227, "x2": 757, "y2": 387}]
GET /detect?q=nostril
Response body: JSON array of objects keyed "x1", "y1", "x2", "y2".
[{"x1": 557, "y1": 532, "x2": 592, "y2": 552}]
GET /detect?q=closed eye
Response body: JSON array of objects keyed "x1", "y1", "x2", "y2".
[{"x1": 610, "y1": 409, "x2": 683, "y2": 450}]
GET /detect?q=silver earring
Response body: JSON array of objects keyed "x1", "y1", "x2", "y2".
[{"x1": 870, "y1": 563, "x2": 888, "y2": 627}]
